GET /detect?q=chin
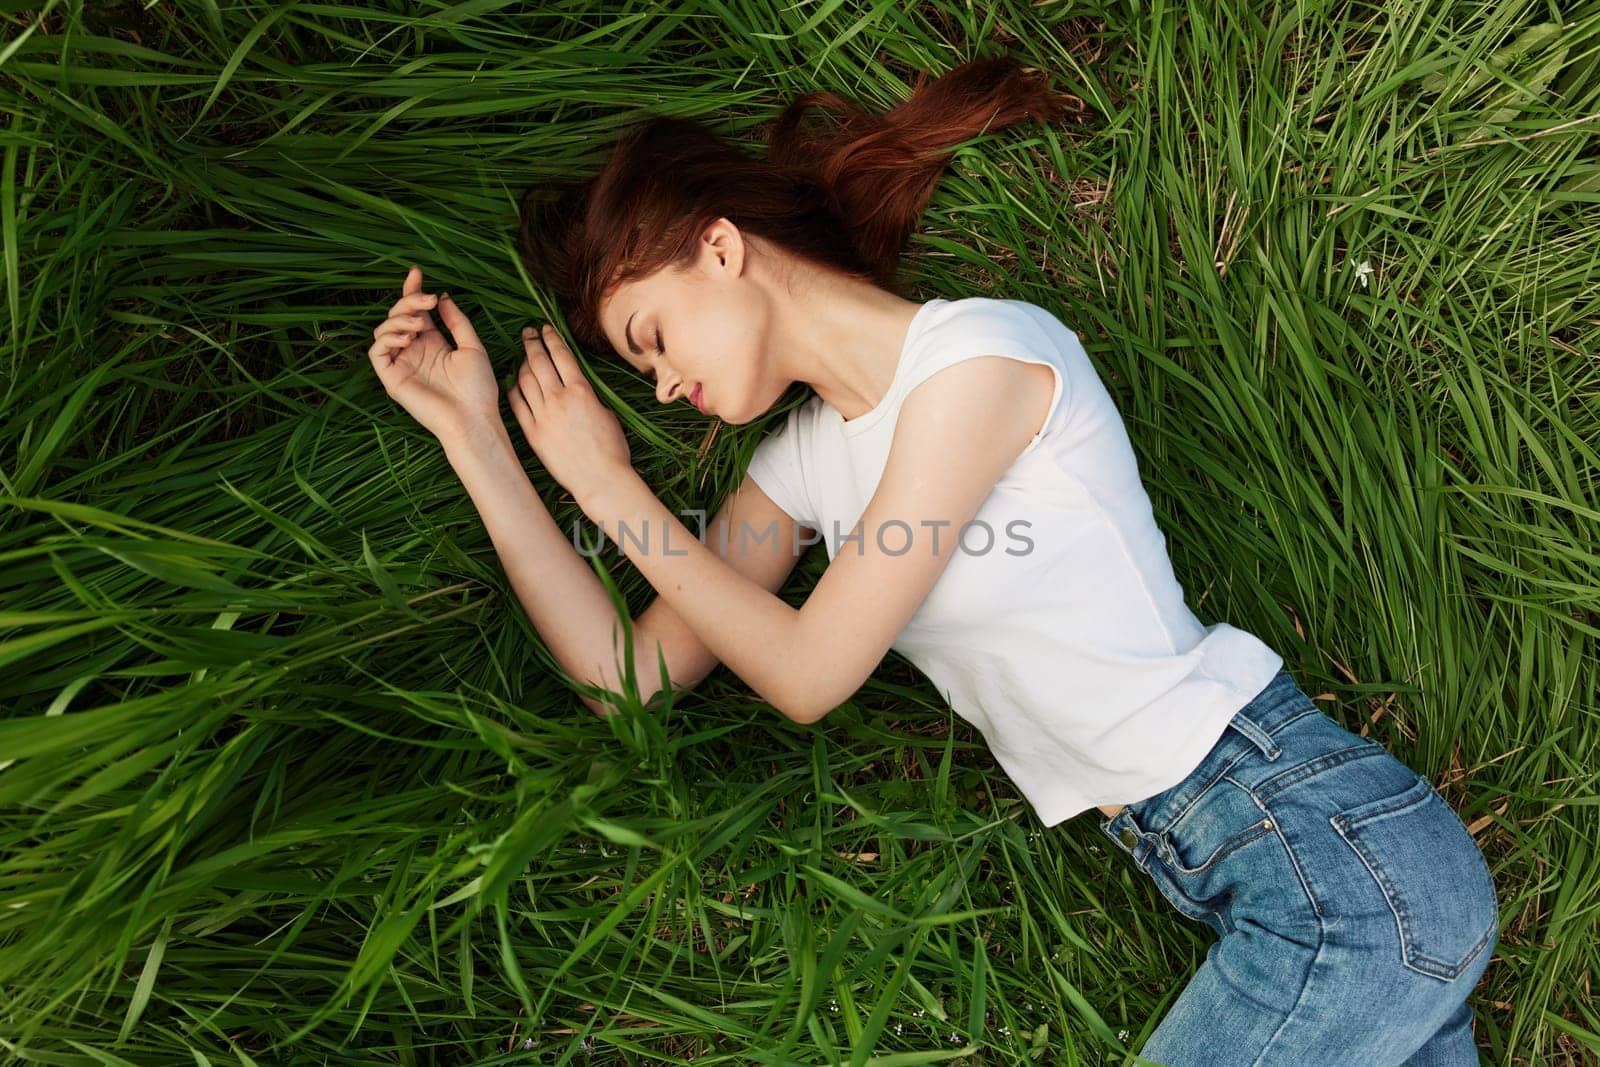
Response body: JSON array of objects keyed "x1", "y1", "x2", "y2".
[
  {"x1": 704, "y1": 392, "x2": 741, "y2": 424},
  {"x1": 720, "y1": 396, "x2": 770, "y2": 426}
]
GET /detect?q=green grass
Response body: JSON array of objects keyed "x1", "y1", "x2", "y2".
[{"x1": 2, "y1": 0, "x2": 1596, "y2": 1063}]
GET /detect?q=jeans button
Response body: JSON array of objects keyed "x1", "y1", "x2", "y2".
[{"x1": 1119, "y1": 827, "x2": 1138, "y2": 848}]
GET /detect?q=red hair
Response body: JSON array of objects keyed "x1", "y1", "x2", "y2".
[{"x1": 515, "y1": 54, "x2": 1074, "y2": 361}]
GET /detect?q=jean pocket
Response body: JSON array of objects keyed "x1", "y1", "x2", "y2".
[
  {"x1": 1329, "y1": 774, "x2": 1499, "y2": 981},
  {"x1": 1162, "y1": 776, "x2": 1276, "y2": 879},
  {"x1": 1149, "y1": 777, "x2": 1278, "y2": 934}
]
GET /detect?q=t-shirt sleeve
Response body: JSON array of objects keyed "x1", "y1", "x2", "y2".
[
  {"x1": 898, "y1": 301, "x2": 1073, "y2": 460},
  {"x1": 744, "y1": 403, "x2": 819, "y2": 530}
]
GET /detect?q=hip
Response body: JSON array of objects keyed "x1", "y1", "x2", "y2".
[{"x1": 1098, "y1": 667, "x2": 1499, "y2": 983}]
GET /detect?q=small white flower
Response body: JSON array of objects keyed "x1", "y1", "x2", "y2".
[
  {"x1": 1119, "y1": 1029, "x2": 1129, "y2": 1041},
  {"x1": 522, "y1": 1037, "x2": 535, "y2": 1050},
  {"x1": 1354, "y1": 259, "x2": 1374, "y2": 290}
]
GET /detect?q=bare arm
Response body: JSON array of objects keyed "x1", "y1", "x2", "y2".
[
  {"x1": 444, "y1": 425, "x2": 813, "y2": 716},
  {"x1": 581, "y1": 355, "x2": 1056, "y2": 725},
  {"x1": 364, "y1": 275, "x2": 819, "y2": 712},
  {"x1": 626, "y1": 471, "x2": 818, "y2": 706}
]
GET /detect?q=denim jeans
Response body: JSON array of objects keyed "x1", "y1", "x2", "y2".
[{"x1": 1099, "y1": 668, "x2": 1499, "y2": 1066}]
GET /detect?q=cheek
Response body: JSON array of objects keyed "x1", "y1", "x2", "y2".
[
  {"x1": 700, "y1": 298, "x2": 768, "y2": 411},
  {"x1": 714, "y1": 291, "x2": 765, "y2": 356}
]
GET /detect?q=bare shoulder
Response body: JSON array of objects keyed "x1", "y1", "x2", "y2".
[{"x1": 894, "y1": 353, "x2": 1057, "y2": 481}]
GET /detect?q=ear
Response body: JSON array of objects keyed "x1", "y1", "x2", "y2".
[{"x1": 700, "y1": 216, "x2": 745, "y2": 275}]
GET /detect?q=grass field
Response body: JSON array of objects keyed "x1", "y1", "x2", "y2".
[{"x1": 2, "y1": 1, "x2": 1597, "y2": 1063}]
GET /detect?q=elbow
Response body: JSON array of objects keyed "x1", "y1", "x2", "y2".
[
  {"x1": 778, "y1": 642, "x2": 852, "y2": 725},
  {"x1": 774, "y1": 616, "x2": 861, "y2": 724},
  {"x1": 772, "y1": 681, "x2": 816, "y2": 725},
  {"x1": 780, "y1": 698, "x2": 816, "y2": 725},
  {"x1": 772, "y1": 668, "x2": 815, "y2": 723},
  {"x1": 798, "y1": 700, "x2": 838, "y2": 726},
  {"x1": 781, "y1": 700, "x2": 820, "y2": 726},
  {"x1": 780, "y1": 618, "x2": 837, "y2": 725},
  {"x1": 780, "y1": 686, "x2": 839, "y2": 726}
]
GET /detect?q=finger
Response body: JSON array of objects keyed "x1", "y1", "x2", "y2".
[
  {"x1": 388, "y1": 273, "x2": 439, "y2": 338},
  {"x1": 533, "y1": 322, "x2": 587, "y2": 389},
  {"x1": 436, "y1": 293, "x2": 482, "y2": 352},
  {"x1": 369, "y1": 336, "x2": 408, "y2": 371},
  {"x1": 371, "y1": 334, "x2": 416, "y2": 363},
  {"x1": 516, "y1": 352, "x2": 546, "y2": 408},
  {"x1": 374, "y1": 312, "x2": 429, "y2": 337},
  {"x1": 373, "y1": 319, "x2": 418, "y2": 344},
  {"x1": 506, "y1": 380, "x2": 534, "y2": 438},
  {"x1": 520, "y1": 327, "x2": 563, "y2": 397},
  {"x1": 387, "y1": 291, "x2": 438, "y2": 319}
]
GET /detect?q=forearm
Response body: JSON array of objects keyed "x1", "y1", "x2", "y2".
[
  {"x1": 443, "y1": 427, "x2": 660, "y2": 715},
  {"x1": 581, "y1": 472, "x2": 810, "y2": 721}
]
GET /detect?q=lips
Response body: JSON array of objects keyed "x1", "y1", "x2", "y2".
[{"x1": 690, "y1": 383, "x2": 706, "y2": 413}]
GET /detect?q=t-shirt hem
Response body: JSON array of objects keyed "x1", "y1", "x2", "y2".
[{"x1": 1025, "y1": 652, "x2": 1286, "y2": 828}]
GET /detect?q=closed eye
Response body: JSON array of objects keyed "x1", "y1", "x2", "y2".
[{"x1": 643, "y1": 328, "x2": 665, "y2": 385}]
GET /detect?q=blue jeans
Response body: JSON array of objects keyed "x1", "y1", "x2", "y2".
[{"x1": 1099, "y1": 668, "x2": 1499, "y2": 1066}]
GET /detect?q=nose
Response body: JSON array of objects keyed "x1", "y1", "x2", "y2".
[{"x1": 656, "y1": 373, "x2": 683, "y2": 406}]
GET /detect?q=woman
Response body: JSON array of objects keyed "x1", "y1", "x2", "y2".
[{"x1": 365, "y1": 55, "x2": 1499, "y2": 1066}]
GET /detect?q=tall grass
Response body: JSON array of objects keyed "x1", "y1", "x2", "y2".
[{"x1": 1, "y1": 1, "x2": 1596, "y2": 1063}]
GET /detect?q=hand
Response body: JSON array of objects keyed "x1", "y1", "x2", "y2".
[
  {"x1": 507, "y1": 322, "x2": 633, "y2": 512},
  {"x1": 367, "y1": 267, "x2": 501, "y2": 444}
]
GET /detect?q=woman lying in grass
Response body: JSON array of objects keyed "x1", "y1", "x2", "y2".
[{"x1": 366, "y1": 54, "x2": 1499, "y2": 1067}]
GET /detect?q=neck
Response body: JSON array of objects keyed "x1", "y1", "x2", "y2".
[{"x1": 770, "y1": 266, "x2": 925, "y2": 422}]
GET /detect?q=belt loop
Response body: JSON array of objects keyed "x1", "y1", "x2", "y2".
[
  {"x1": 1104, "y1": 807, "x2": 1165, "y2": 871},
  {"x1": 1227, "y1": 709, "x2": 1281, "y2": 761}
]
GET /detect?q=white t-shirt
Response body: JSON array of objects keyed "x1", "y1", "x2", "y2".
[{"x1": 744, "y1": 296, "x2": 1284, "y2": 826}]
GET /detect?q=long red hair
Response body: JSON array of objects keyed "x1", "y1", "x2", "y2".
[{"x1": 515, "y1": 54, "x2": 1073, "y2": 362}]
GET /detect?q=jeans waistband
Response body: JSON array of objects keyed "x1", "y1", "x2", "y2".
[{"x1": 1100, "y1": 668, "x2": 1319, "y2": 871}]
